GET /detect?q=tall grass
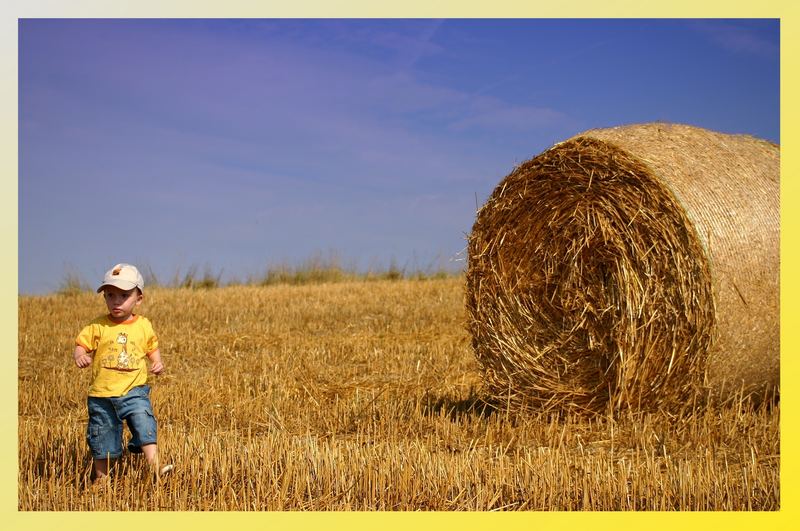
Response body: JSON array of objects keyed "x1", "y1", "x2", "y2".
[
  {"x1": 45, "y1": 254, "x2": 459, "y2": 294},
  {"x1": 18, "y1": 278, "x2": 779, "y2": 510},
  {"x1": 55, "y1": 270, "x2": 91, "y2": 296}
]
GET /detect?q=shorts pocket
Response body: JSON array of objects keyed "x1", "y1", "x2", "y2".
[{"x1": 87, "y1": 423, "x2": 120, "y2": 459}]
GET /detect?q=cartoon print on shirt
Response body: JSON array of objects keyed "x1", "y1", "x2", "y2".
[
  {"x1": 116, "y1": 333, "x2": 130, "y2": 368},
  {"x1": 102, "y1": 332, "x2": 138, "y2": 372}
]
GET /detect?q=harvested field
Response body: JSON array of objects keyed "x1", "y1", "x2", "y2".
[
  {"x1": 18, "y1": 278, "x2": 779, "y2": 510},
  {"x1": 467, "y1": 123, "x2": 779, "y2": 412}
]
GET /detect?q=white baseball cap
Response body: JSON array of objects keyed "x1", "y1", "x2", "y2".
[{"x1": 97, "y1": 263, "x2": 145, "y2": 293}]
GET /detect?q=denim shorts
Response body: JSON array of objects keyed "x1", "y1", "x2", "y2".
[{"x1": 86, "y1": 385, "x2": 157, "y2": 459}]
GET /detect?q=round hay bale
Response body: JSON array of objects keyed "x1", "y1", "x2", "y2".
[{"x1": 466, "y1": 122, "x2": 779, "y2": 412}]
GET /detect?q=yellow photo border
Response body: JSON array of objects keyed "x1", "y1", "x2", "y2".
[{"x1": 5, "y1": 1, "x2": 795, "y2": 529}]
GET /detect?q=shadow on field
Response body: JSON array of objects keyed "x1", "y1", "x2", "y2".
[{"x1": 420, "y1": 388, "x2": 499, "y2": 420}]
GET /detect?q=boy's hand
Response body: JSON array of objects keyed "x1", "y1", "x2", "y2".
[
  {"x1": 147, "y1": 348, "x2": 164, "y2": 375},
  {"x1": 74, "y1": 353, "x2": 92, "y2": 368},
  {"x1": 73, "y1": 346, "x2": 92, "y2": 368}
]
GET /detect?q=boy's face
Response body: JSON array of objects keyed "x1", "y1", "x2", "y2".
[{"x1": 102, "y1": 285, "x2": 143, "y2": 322}]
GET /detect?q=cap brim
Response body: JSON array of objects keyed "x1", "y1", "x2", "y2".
[{"x1": 97, "y1": 280, "x2": 140, "y2": 293}]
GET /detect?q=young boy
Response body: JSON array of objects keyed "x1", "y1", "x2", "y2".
[{"x1": 72, "y1": 263, "x2": 172, "y2": 483}]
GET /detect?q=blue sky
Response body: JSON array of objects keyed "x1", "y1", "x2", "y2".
[{"x1": 18, "y1": 18, "x2": 779, "y2": 294}]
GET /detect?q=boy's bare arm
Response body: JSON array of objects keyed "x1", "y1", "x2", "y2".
[
  {"x1": 73, "y1": 345, "x2": 92, "y2": 368},
  {"x1": 147, "y1": 349, "x2": 164, "y2": 374}
]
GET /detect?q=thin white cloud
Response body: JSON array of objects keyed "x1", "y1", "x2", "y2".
[
  {"x1": 690, "y1": 20, "x2": 778, "y2": 58},
  {"x1": 448, "y1": 102, "x2": 571, "y2": 132},
  {"x1": 331, "y1": 19, "x2": 446, "y2": 71}
]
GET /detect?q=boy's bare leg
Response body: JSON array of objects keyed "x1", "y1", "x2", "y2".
[
  {"x1": 91, "y1": 457, "x2": 114, "y2": 484},
  {"x1": 142, "y1": 443, "x2": 173, "y2": 477},
  {"x1": 142, "y1": 443, "x2": 158, "y2": 466}
]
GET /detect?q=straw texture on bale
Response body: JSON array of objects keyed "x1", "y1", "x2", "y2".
[{"x1": 466, "y1": 123, "x2": 779, "y2": 412}]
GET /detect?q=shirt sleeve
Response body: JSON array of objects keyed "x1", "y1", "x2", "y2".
[
  {"x1": 75, "y1": 322, "x2": 100, "y2": 352},
  {"x1": 143, "y1": 318, "x2": 159, "y2": 354}
]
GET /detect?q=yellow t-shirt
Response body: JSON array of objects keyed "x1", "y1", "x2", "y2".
[{"x1": 76, "y1": 314, "x2": 159, "y2": 397}]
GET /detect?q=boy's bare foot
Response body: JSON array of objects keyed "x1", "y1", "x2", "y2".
[
  {"x1": 90, "y1": 474, "x2": 111, "y2": 490},
  {"x1": 148, "y1": 463, "x2": 173, "y2": 484}
]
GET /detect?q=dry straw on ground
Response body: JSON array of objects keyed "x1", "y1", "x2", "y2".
[
  {"x1": 466, "y1": 123, "x2": 779, "y2": 412},
  {"x1": 19, "y1": 279, "x2": 779, "y2": 510}
]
